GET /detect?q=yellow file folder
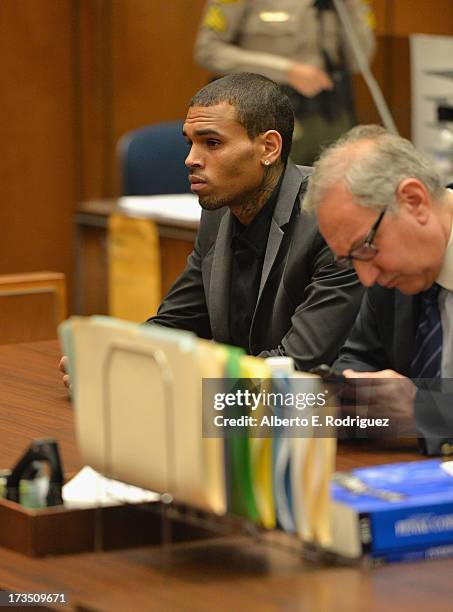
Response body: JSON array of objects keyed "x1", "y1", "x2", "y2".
[{"x1": 108, "y1": 213, "x2": 161, "y2": 322}]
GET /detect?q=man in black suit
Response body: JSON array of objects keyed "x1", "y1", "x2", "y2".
[
  {"x1": 146, "y1": 73, "x2": 363, "y2": 370},
  {"x1": 61, "y1": 73, "x2": 362, "y2": 385},
  {"x1": 304, "y1": 124, "x2": 453, "y2": 454}
]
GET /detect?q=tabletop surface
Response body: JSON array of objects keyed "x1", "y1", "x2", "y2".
[
  {"x1": 0, "y1": 340, "x2": 450, "y2": 612},
  {"x1": 76, "y1": 198, "x2": 200, "y2": 231}
]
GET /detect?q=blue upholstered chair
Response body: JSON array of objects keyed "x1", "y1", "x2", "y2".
[{"x1": 118, "y1": 120, "x2": 190, "y2": 195}]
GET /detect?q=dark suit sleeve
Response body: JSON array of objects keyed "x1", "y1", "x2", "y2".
[
  {"x1": 334, "y1": 290, "x2": 453, "y2": 456},
  {"x1": 259, "y1": 237, "x2": 364, "y2": 371},
  {"x1": 414, "y1": 386, "x2": 453, "y2": 455},
  {"x1": 333, "y1": 288, "x2": 392, "y2": 372},
  {"x1": 144, "y1": 229, "x2": 213, "y2": 339}
]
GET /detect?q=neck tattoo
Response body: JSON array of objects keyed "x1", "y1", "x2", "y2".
[{"x1": 231, "y1": 165, "x2": 282, "y2": 225}]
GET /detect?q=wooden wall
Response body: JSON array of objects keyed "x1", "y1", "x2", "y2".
[
  {"x1": 1, "y1": 0, "x2": 453, "y2": 311},
  {"x1": 355, "y1": 0, "x2": 453, "y2": 136},
  {"x1": 0, "y1": 1, "x2": 76, "y2": 295},
  {"x1": 76, "y1": 0, "x2": 208, "y2": 199}
]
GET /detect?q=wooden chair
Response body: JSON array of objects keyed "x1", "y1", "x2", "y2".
[{"x1": 0, "y1": 272, "x2": 66, "y2": 344}]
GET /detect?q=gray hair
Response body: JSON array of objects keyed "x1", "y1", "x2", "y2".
[{"x1": 303, "y1": 125, "x2": 444, "y2": 214}]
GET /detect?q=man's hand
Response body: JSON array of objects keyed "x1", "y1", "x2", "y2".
[
  {"x1": 341, "y1": 369, "x2": 417, "y2": 436},
  {"x1": 288, "y1": 62, "x2": 333, "y2": 97},
  {"x1": 59, "y1": 355, "x2": 71, "y2": 389}
]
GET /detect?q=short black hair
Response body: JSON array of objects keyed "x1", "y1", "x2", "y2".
[{"x1": 190, "y1": 73, "x2": 294, "y2": 164}]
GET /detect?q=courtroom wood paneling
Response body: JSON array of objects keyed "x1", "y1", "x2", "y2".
[
  {"x1": 391, "y1": 0, "x2": 453, "y2": 36},
  {"x1": 159, "y1": 236, "x2": 194, "y2": 298},
  {"x1": 110, "y1": 0, "x2": 208, "y2": 195},
  {"x1": 111, "y1": 0, "x2": 208, "y2": 134},
  {"x1": 0, "y1": 271, "x2": 67, "y2": 344},
  {"x1": 78, "y1": 225, "x2": 109, "y2": 315},
  {"x1": 354, "y1": 1, "x2": 453, "y2": 138},
  {"x1": 76, "y1": 0, "x2": 208, "y2": 198},
  {"x1": 78, "y1": 220, "x2": 195, "y2": 316},
  {"x1": 76, "y1": 0, "x2": 114, "y2": 200},
  {"x1": 3, "y1": 0, "x2": 453, "y2": 318},
  {"x1": 0, "y1": 1, "x2": 76, "y2": 297},
  {"x1": 382, "y1": 35, "x2": 411, "y2": 138},
  {"x1": 354, "y1": 35, "x2": 411, "y2": 138}
]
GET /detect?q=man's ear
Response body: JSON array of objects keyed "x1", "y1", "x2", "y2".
[
  {"x1": 260, "y1": 130, "x2": 282, "y2": 166},
  {"x1": 396, "y1": 178, "x2": 431, "y2": 224}
]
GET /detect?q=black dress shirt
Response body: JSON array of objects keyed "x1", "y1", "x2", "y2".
[{"x1": 229, "y1": 182, "x2": 281, "y2": 351}]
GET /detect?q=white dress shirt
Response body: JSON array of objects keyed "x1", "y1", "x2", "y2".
[{"x1": 436, "y1": 207, "x2": 453, "y2": 376}]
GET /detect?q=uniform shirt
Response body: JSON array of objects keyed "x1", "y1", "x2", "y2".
[
  {"x1": 195, "y1": 0, "x2": 375, "y2": 84},
  {"x1": 229, "y1": 182, "x2": 280, "y2": 351}
]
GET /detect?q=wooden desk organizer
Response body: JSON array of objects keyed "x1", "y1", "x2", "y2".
[{"x1": 0, "y1": 496, "x2": 216, "y2": 557}]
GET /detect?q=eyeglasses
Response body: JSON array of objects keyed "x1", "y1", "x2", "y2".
[{"x1": 334, "y1": 208, "x2": 387, "y2": 269}]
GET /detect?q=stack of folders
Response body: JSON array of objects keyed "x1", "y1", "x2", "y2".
[{"x1": 59, "y1": 316, "x2": 336, "y2": 548}]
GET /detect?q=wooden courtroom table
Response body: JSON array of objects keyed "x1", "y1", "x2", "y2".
[
  {"x1": 74, "y1": 199, "x2": 198, "y2": 316},
  {"x1": 0, "y1": 341, "x2": 452, "y2": 612}
]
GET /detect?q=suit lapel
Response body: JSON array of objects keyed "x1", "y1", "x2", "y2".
[
  {"x1": 257, "y1": 161, "x2": 306, "y2": 303},
  {"x1": 208, "y1": 210, "x2": 234, "y2": 343},
  {"x1": 209, "y1": 162, "x2": 309, "y2": 347}
]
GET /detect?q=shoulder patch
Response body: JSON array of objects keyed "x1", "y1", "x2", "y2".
[
  {"x1": 203, "y1": 6, "x2": 227, "y2": 32},
  {"x1": 361, "y1": 0, "x2": 376, "y2": 29}
]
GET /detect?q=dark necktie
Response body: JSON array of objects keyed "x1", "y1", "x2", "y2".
[{"x1": 411, "y1": 283, "x2": 443, "y2": 379}]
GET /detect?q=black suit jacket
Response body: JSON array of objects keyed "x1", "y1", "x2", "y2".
[
  {"x1": 335, "y1": 286, "x2": 453, "y2": 455},
  {"x1": 147, "y1": 161, "x2": 364, "y2": 371},
  {"x1": 335, "y1": 286, "x2": 420, "y2": 375}
]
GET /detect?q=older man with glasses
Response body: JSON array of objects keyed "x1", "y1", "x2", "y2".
[
  {"x1": 333, "y1": 207, "x2": 386, "y2": 269},
  {"x1": 304, "y1": 124, "x2": 453, "y2": 455}
]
